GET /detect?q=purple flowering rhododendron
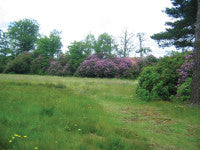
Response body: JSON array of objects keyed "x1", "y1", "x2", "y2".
[
  {"x1": 176, "y1": 52, "x2": 194, "y2": 88},
  {"x1": 175, "y1": 52, "x2": 194, "y2": 99},
  {"x1": 76, "y1": 54, "x2": 133, "y2": 78},
  {"x1": 48, "y1": 55, "x2": 71, "y2": 76}
]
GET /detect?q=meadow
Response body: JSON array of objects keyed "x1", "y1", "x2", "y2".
[{"x1": 0, "y1": 74, "x2": 199, "y2": 150}]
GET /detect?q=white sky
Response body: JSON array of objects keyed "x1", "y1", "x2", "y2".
[{"x1": 0, "y1": 0, "x2": 173, "y2": 57}]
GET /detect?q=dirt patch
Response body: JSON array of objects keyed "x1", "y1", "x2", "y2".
[{"x1": 121, "y1": 107, "x2": 172, "y2": 125}]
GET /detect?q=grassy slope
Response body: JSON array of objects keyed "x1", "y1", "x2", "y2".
[{"x1": 0, "y1": 74, "x2": 199, "y2": 150}]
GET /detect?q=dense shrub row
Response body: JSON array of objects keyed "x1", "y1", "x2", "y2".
[
  {"x1": 2, "y1": 52, "x2": 156, "y2": 79},
  {"x1": 1, "y1": 49, "x2": 193, "y2": 102},
  {"x1": 5, "y1": 52, "x2": 34, "y2": 74},
  {"x1": 2, "y1": 52, "x2": 71, "y2": 75}
]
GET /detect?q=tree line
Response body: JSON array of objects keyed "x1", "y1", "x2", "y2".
[
  {"x1": 0, "y1": 18, "x2": 152, "y2": 74},
  {"x1": 0, "y1": 0, "x2": 199, "y2": 105}
]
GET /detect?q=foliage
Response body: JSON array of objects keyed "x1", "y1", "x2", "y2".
[
  {"x1": 0, "y1": 55, "x2": 7, "y2": 73},
  {"x1": 8, "y1": 18, "x2": 39, "y2": 55},
  {"x1": 76, "y1": 54, "x2": 133, "y2": 78},
  {"x1": 94, "y1": 33, "x2": 118, "y2": 56},
  {"x1": 176, "y1": 52, "x2": 194, "y2": 102},
  {"x1": 48, "y1": 55, "x2": 71, "y2": 76},
  {"x1": 30, "y1": 55, "x2": 51, "y2": 75},
  {"x1": 176, "y1": 77, "x2": 192, "y2": 102},
  {"x1": 0, "y1": 30, "x2": 12, "y2": 56},
  {"x1": 131, "y1": 55, "x2": 158, "y2": 79},
  {"x1": 4, "y1": 52, "x2": 33, "y2": 74},
  {"x1": 137, "y1": 53, "x2": 185, "y2": 101},
  {"x1": 34, "y1": 30, "x2": 62, "y2": 57},
  {"x1": 66, "y1": 33, "x2": 119, "y2": 75},
  {"x1": 84, "y1": 33, "x2": 96, "y2": 53},
  {"x1": 66, "y1": 41, "x2": 92, "y2": 74},
  {"x1": 176, "y1": 52, "x2": 193, "y2": 87},
  {"x1": 151, "y1": 0, "x2": 197, "y2": 49}
]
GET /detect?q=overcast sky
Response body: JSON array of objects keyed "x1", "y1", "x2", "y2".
[{"x1": 0, "y1": 0, "x2": 173, "y2": 57}]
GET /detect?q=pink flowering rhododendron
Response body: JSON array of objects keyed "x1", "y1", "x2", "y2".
[{"x1": 76, "y1": 54, "x2": 133, "y2": 78}]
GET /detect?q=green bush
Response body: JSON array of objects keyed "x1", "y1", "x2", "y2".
[
  {"x1": 4, "y1": 52, "x2": 33, "y2": 74},
  {"x1": 136, "y1": 53, "x2": 185, "y2": 101},
  {"x1": 0, "y1": 55, "x2": 7, "y2": 73},
  {"x1": 132, "y1": 55, "x2": 158, "y2": 79},
  {"x1": 176, "y1": 78, "x2": 192, "y2": 102},
  {"x1": 30, "y1": 55, "x2": 50, "y2": 75}
]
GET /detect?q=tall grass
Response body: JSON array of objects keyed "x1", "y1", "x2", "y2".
[{"x1": 0, "y1": 74, "x2": 199, "y2": 150}]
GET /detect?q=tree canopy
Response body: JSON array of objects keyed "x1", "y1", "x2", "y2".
[
  {"x1": 0, "y1": 30, "x2": 12, "y2": 56},
  {"x1": 66, "y1": 40, "x2": 92, "y2": 73},
  {"x1": 151, "y1": 0, "x2": 197, "y2": 50},
  {"x1": 8, "y1": 18, "x2": 39, "y2": 55},
  {"x1": 34, "y1": 30, "x2": 62, "y2": 57},
  {"x1": 94, "y1": 33, "x2": 118, "y2": 56}
]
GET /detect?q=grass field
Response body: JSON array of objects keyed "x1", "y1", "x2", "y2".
[{"x1": 0, "y1": 74, "x2": 199, "y2": 150}]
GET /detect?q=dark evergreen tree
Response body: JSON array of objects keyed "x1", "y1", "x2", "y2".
[{"x1": 151, "y1": 0, "x2": 197, "y2": 50}]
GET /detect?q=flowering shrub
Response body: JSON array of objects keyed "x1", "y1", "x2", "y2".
[
  {"x1": 131, "y1": 55, "x2": 158, "y2": 79},
  {"x1": 176, "y1": 52, "x2": 193, "y2": 87},
  {"x1": 176, "y1": 52, "x2": 193, "y2": 101},
  {"x1": 76, "y1": 54, "x2": 133, "y2": 78},
  {"x1": 48, "y1": 55, "x2": 71, "y2": 76}
]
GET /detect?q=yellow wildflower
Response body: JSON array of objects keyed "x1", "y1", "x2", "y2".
[
  {"x1": 14, "y1": 134, "x2": 18, "y2": 137},
  {"x1": 34, "y1": 147, "x2": 38, "y2": 149},
  {"x1": 12, "y1": 137, "x2": 15, "y2": 139},
  {"x1": 23, "y1": 136, "x2": 27, "y2": 138},
  {"x1": 78, "y1": 129, "x2": 81, "y2": 131},
  {"x1": 18, "y1": 135, "x2": 21, "y2": 137},
  {"x1": 9, "y1": 140, "x2": 12, "y2": 143}
]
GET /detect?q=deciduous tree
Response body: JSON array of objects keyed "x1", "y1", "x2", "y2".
[
  {"x1": 94, "y1": 33, "x2": 118, "y2": 57},
  {"x1": 35, "y1": 30, "x2": 62, "y2": 57},
  {"x1": 136, "y1": 33, "x2": 151, "y2": 57},
  {"x1": 119, "y1": 29, "x2": 134, "y2": 57},
  {"x1": 0, "y1": 30, "x2": 12, "y2": 56},
  {"x1": 66, "y1": 41, "x2": 92, "y2": 74},
  {"x1": 8, "y1": 18, "x2": 39, "y2": 55}
]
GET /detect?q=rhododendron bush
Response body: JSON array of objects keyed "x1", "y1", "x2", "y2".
[
  {"x1": 48, "y1": 55, "x2": 71, "y2": 76},
  {"x1": 176, "y1": 52, "x2": 194, "y2": 101},
  {"x1": 136, "y1": 53, "x2": 185, "y2": 101},
  {"x1": 76, "y1": 54, "x2": 133, "y2": 78}
]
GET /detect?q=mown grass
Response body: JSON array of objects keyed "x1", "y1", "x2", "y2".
[{"x1": 0, "y1": 74, "x2": 199, "y2": 150}]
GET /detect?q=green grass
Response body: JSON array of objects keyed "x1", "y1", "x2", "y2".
[{"x1": 0, "y1": 74, "x2": 199, "y2": 150}]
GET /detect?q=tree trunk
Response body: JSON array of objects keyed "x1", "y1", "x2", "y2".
[{"x1": 190, "y1": 0, "x2": 200, "y2": 105}]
